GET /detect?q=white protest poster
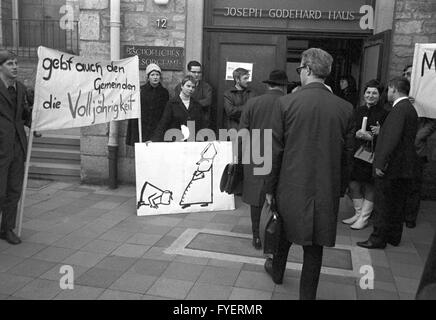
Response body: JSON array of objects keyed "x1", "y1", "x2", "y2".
[
  {"x1": 225, "y1": 61, "x2": 253, "y2": 81},
  {"x1": 135, "y1": 141, "x2": 235, "y2": 216},
  {"x1": 32, "y1": 46, "x2": 141, "y2": 131},
  {"x1": 410, "y1": 43, "x2": 436, "y2": 118}
]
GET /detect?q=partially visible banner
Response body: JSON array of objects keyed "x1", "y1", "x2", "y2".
[
  {"x1": 410, "y1": 43, "x2": 436, "y2": 119},
  {"x1": 32, "y1": 46, "x2": 140, "y2": 131},
  {"x1": 135, "y1": 142, "x2": 235, "y2": 216}
]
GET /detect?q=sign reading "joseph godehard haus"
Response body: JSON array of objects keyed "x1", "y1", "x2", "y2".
[{"x1": 124, "y1": 46, "x2": 184, "y2": 71}]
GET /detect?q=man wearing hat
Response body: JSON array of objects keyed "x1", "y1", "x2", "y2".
[
  {"x1": 0, "y1": 50, "x2": 32, "y2": 245},
  {"x1": 238, "y1": 69, "x2": 290, "y2": 249}
]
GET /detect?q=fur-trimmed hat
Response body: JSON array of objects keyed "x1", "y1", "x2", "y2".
[{"x1": 145, "y1": 63, "x2": 161, "y2": 77}]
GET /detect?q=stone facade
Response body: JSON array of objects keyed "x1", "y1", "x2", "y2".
[
  {"x1": 0, "y1": 0, "x2": 12, "y2": 47},
  {"x1": 79, "y1": 0, "x2": 187, "y2": 184},
  {"x1": 389, "y1": 0, "x2": 436, "y2": 199},
  {"x1": 389, "y1": 0, "x2": 436, "y2": 78}
]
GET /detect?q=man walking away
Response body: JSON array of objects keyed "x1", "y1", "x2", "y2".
[
  {"x1": 264, "y1": 48, "x2": 354, "y2": 300},
  {"x1": 239, "y1": 70, "x2": 290, "y2": 250}
]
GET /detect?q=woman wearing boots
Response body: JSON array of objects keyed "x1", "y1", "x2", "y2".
[{"x1": 342, "y1": 80, "x2": 389, "y2": 230}]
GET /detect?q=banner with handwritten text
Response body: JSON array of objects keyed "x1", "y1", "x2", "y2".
[
  {"x1": 410, "y1": 43, "x2": 436, "y2": 119},
  {"x1": 32, "y1": 46, "x2": 140, "y2": 131}
]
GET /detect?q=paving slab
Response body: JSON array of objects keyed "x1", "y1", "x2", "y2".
[
  {"x1": 235, "y1": 270, "x2": 276, "y2": 292},
  {"x1": 81, "y1": 239, "x2": 122, "y2": 255},
  {"x1": 98, "y1": 289, "x2": 143, "y2": 300},
  {"x1": 39, "y1": 264, "x2": 89, "y2": 282},
  {"x1": 54, "y1": 285, "x2": 104, "y2": 300},
  {"x1": 161, "y1": 261, "x2": 206, "y2": 282},
  {"x1": 63, "y1": 251, "x2": 106, "y2": 268},
  {"x1": 2, "y1": 242, "x2": 47, "y2": 258},
  {"x1": 197, "y1": 266, "x2": 241, "y2": 286},
  {"x1": 229, "y1": 287, "x2": 272, "y2": 300},
  {"x1": 110, "y1": 273, "x2": 157, "y2": 294},
  {"x1": 32, "y1": 246, "x2": 77, "y2": 263},
  {"x1": 94, "y1": 256, "x2": 138, "y2": 272},
  {"x1": 0, "y1": 254, "x2": 26, "y2": 272},
  {"x1": 75, "y1": 267, "x2": 124, "y2": 289},
  {"x1": 128, "y1": 258, "x2": 170, "y2": 277},
  {"x1": 317, "y1": 280, "x2": 357, "y2": 300},
  {"x1": 0, "y1": 273, "x2": 34, "y2": 295},
  {"x1": 186, "y1": 283, "x2": 233, "y2": 300},
  {"x1": 13, "y1": 279, "x2": 61, "y2": 300},
  {"x1": 8, "y1": 259, "x2": 57, "y2": 278},
  {"x1": 147, "y1": 278, "x2": 194, "y2": 299},
  {"x1": 112, "y1": 244, "x2": 150, "y2": 258}
]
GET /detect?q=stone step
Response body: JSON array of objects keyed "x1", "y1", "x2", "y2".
[
  {"x1": 31, "y1": 147, "x2": 81, "y2": 162},
  {"x1": 29, "y1": 162, "x2": 81, "y2": 180},
  {"x1": 32, "y1": 134, "x2": 80, "y2": 149}
]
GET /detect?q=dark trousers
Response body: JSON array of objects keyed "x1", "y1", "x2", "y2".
[
  {"x1": 250, "y1": 205, "x2": 261, "y2": 238},
  {"x1": 370, "y1": 177, "x2": 412, "y2": 245},
  {"x1": 0, "y1": 141, "x2": 25, "y2": 232},
  {"x1": 404, "y1": 157, "x2": 426, "y2": 223},
  {"x1": 272, "y1": 229, "x2": 324, "y2": 300}
]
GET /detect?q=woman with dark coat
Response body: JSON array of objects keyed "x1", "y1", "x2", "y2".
[
  {"x1": 338, "y1": 75, "x2": 358, "y2": 108},
  {"x1": 126, "y1": 63, "x2": 169, "y2": 146},
  {"x1": 151, "y1": 75, "x2": 205, "y2": 142},
  {"x1": 342, "y1": 79, "x2": 389, "y2": 230}
]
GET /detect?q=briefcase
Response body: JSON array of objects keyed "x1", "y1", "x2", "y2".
[
  {"x1": 220, "y1": 163, "x2": 243, "y2": 195},
  {"x1": 259, "y1": 200, "x2": 282, "y2": 255}
]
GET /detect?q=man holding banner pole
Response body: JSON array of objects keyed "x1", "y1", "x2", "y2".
[{"x1": 0, "y1": 50, "x2": 32, "y2": 245}]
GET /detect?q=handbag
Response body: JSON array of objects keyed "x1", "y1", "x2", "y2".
[
  {"x1": 219, "y1": 163, "x2": 243, "y2": 194},
  {"x1": 354, "y1": 140, "x2": 374, "y2": 164},
  {"x1": 259, "y1": 200, "x2": 282, "y2": 255}
]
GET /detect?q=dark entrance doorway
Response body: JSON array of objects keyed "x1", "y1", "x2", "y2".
[{"x1": 287, "y1": 37, "x2": 363, "y2": 97}]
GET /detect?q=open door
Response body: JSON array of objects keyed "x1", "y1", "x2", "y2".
[
  {"x1": 204, "y1": 32, "x2": 287, "y2": 130},
  {"x1": 358, "y1": 30, "x2": 392, "y2": 104}
]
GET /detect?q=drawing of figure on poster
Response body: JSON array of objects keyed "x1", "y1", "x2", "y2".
[
  {"x1": 137, "y1": 181, "x2": 173, "y2": 209},
  {"x1": 180, "y1": 143, "x2": 218, "y2": 209}
]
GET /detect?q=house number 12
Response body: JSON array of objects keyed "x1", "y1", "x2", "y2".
[{"x1": 156, "y1": 18, "x2": 167, "y2": 29}]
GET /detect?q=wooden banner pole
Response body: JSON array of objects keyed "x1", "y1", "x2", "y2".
[{"x1": 16, "y1": 125, "x2": 34, "y2": 237}]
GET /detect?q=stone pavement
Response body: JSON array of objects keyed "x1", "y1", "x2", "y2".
[{"x1": 0, "y1": 180, "x2": 435, "y2": 300}]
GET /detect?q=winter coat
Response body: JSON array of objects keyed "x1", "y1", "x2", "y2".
[
  {"x1": 223, "y1": 87, "x2": 257, "y2": 130},
  {"x1": 125, "y1": 82, "x2": 169, "y2": 145},
  {"x1": 238, "y1": 89, "x2": 285, "y2": 207},
  {"x1": 151, "y1": 95, "x2": 205, "y2": 142},
  {"x1": 265, "y1": 82, "x2": 354, "y2": 247}
]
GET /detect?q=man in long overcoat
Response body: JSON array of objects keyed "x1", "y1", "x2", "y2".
[
  {"x1": 0, "y1": 51, "x2": 32, "y2": 245},
  {"x1": 238, "y1": 69, "x2": 289, "y2": 249},
  {"x1": 264, "y1": 48, "x2": 354, "y2": 300}
]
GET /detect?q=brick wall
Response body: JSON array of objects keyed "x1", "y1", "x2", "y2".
[
  {"x1": 390, "y1": 0, "x2": 436, "y2": 199},
  {"x1": 79, "y1": 0, "x2": 187, "y2": 184}
]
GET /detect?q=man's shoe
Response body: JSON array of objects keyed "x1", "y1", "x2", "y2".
[
  {"x1": 356, "y1": 239, "x2": 386, "y2": 249},
  {"x1": 2, "y1": 230, "x2": 21, "y2": 245},
  {"x1": 264, "y1": 258, "x2": 283, "y2": 284},
  {"x1": 405, "y1": 221, "x2": 416, "y2": 229},
  {"x1": 252, "y1": 237, "x2": 262, "y2": 250}
]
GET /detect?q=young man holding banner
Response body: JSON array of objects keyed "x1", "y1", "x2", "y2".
[{"x1": 0, "y1": 51, "x2": 32, "y2": 245}]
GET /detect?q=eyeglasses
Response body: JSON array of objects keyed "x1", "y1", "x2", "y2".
[{"x1": 296, "y1": 65, "x2": 307, "y2": 75}]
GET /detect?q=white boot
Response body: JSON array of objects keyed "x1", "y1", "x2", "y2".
[
  {"x1": 342, "y1": 198, "x2": 363, "y2": 225},
  {"x1": 351, "y1": 200, "x2": 373, "y2": 230}
]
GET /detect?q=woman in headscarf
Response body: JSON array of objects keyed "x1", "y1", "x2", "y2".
[{"x1": 126, "y1": 63, "x2": 169, "y2": 146}]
